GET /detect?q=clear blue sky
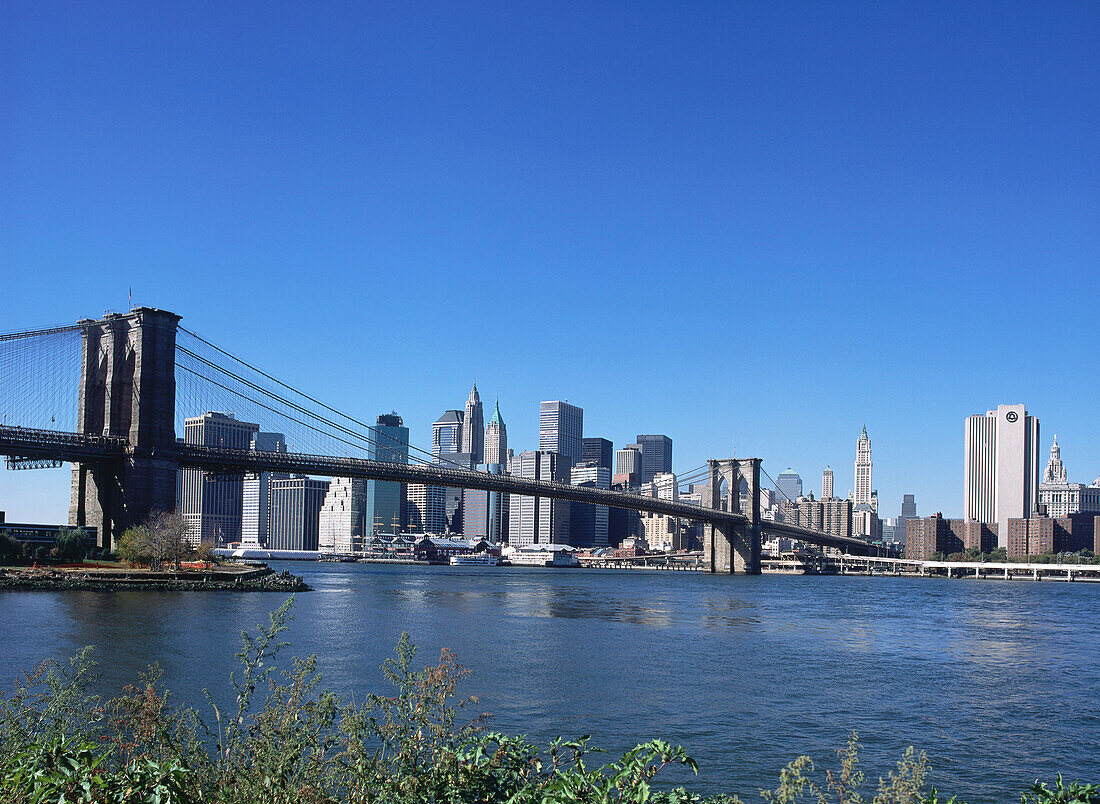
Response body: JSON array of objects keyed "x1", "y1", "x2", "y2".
[{"x1": 2, "y1": 1, "x2": 1097, "y2": 523}]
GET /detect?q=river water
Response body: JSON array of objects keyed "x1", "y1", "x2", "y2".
[{"x1": 1, "y1": 563, "x2": 1097, "y2": 801}]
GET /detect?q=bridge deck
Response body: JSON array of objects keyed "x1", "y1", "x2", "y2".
[{"x1": 0, "y1": 425, "x2": 872, "y2": 553}]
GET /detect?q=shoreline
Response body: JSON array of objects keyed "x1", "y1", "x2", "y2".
[{"x1": 0, "y1": 563, "x2": 310, "y2": 592}]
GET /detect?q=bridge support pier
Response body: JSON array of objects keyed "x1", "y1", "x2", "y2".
[
  {"x1": 701, "y1": 458, "x2": 762, "y2": 575},
  {"x1": 68, "y1": 309, "x2": 181, "y2": 549}
]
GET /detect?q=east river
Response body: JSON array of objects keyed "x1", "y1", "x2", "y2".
[{"x1": 1, "y1": 563, "x2": 1097, "y2": 802}]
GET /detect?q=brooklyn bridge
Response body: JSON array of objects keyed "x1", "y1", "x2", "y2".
[{"x1": 0, "y1": 308, "x2": 872, "y2": 573}]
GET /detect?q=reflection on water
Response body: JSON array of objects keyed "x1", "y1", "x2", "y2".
[{"x1": 1, "y1": 565, "x2": 1097, "y2": 804}]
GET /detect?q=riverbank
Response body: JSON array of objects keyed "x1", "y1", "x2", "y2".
[{"x1": 0, "y1": 563, "x2": 310, "y2": 591}]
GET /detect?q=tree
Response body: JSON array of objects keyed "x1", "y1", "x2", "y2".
[
  {"x1": 54, "y1": 527, "x2": 89, "y2": 564},
  {"x1": 115, "y1": 511, "x2": 192, "y2": 570},
  {"x1": 0, "y1": 534, "x2": 23, "y2": 565}
]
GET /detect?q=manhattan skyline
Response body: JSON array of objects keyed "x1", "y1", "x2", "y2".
[{"x1": 2, "y1": 2, "x2": 1097, "y2": 522}]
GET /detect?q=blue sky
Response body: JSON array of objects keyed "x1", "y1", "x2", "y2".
[{"x1": 2, "y1": 1, "x2": 1097, "y2": 522}]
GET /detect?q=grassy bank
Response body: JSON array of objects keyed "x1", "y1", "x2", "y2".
[{"x1": 0, "y1": 598, "x2": 1093, "y2": 803}]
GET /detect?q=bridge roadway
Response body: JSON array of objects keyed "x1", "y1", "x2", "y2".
[{"x1": 0, "y1": 425, "x2": 872, "y2": 554}]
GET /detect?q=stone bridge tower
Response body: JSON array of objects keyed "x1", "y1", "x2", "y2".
[
  {"x1": 69, "y1": 308, "x2": 181, "y2": 548},
  {"x1": 702, "y1": 458, "x2": 762, "y2": 574}
]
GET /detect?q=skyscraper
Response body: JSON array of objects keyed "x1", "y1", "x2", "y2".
[
  {"x1": 539, "y1": 401, "x2": 583, "y2": 466},
  {"x1": 854, "y1": 425, "x2": 873, "y2": 506},
  {"x1": 615, "y1": 445, "x2": 644, "y2": 480},
  {"x1": 484, "y1": 400, "x2": 507, "y2": 465},
  {"x1": 432, "y1": 410, "x2": 464, "y2": 456},
  {"x1": 268, "y1": 477, "x2": 329, "y2": 551},
  {"x1": 775, "y1": 469, "x2": 802, "y2": 503},
  {"x1": 365, "y1": 413, "x2": 409, "y2": 534},
  {"x1": 241, "y1": 431, "x2": 287, "y2": 548},
  {"x1": 508, "y1": 450, "x2": 570, "y2": 546},
  {"x1": 179, "y1": 412, "x2": 260, "y2": 546},
  {"x1": 582, "y1": 438, "x2": 614, "y2": 471},
  {"x1": 461, "y1": 384, "x2": 484, "y2": 464},
  {"x1": 822, "y1": 466, "x2": 834, "y2": 499},
  {"x1": 635, "y1": 434, "x2": 672, "y2": 484},
  {"x1": 570, "y1": 462, "x2": 611, "y2": 548},
  {"x1": 318, "y1": 477, "x2": 366, "y2": 552},
  {"x1": 965, "y1": 404, "x2": 1040, "y2": 545}
]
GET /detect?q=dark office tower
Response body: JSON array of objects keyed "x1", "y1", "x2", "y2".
[
  {"x1": 268, "y1": 477, "x2": 330, "y2": 551},
  {"x1": 901, "y1": 494, "x2": 917, "y2": 518},
  {"x1": 432, "y1": 410, "x2": 464, "y2": 456},
  {"x1": 366, "y1": 413, "x2": 409, "y2": 534},
  {"x1": 582, "y1": 438, "x2": 614, "y2": 471},
  {"x1": 635, "y1": 434, "x2": 672, "y2": 483},
  {"x1": 461, "y1": 384, "x2": 484, "y2": 464},
  {"x1": 540, "y1": 400, "x2": 583, "y2": 467}
]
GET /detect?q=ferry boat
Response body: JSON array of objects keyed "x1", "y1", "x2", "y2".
[{"x1": 449, "y1": 553, "x2": 499, "y2": 566}]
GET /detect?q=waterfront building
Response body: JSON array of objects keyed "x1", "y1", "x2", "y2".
[
  {"x1": 635, "y1": 434, "x2": 672, "y2": 484},
  {"x1": 241, "y1": 431, "x2": 287, "y2": 548},
  {"x1": 904, "y1": 514, "x2": 998, "y2": 560},
  {"x1": 508, "y1": 450, "x2": 570, "y2": 546},
  {"x1": 1006, "y1": 514, "x2": 1096, "y2": 559},
  {"x1": 964, "y1": 404, "x2": 1041, "y2": 544},
  {"x1": 582, "y1": 437, "x2": 614, "y2": 471},
  {"x1": 822, "y1": 466, "x2": 834, "y2": 500},
  {"x1": 432, "y1": 410, "x2": 464, "y2": 456},
  {"x1": 365, "y1": 413, "x2": 409, "y2": 534},
  {"x1": 483, "y1": 400, "x2": 508, "y2": 465},
  {"x1": 642, "y1": 511, "x2": 677, "y2": 552},
  {"x1": 318, "y1": 477, "x2": 366, "y2": 553},
  {"x1": 539, "y1": 401, "x2": 583, "y2": 466},
  {"x1": 822, "y1": 497, "x2": 852, "y2": 539},
  {"x1": 570, "y1": 461, "x2": 611, "y2": 548},
  {"x1": 1038, "y1": 437, "x2": 1100, "y2": 518},
  {"x1": 461, "y1": 384, "x2": 484, "y2": 464},
  {"x1": 463, "y1": 464, "x2": 508, "y2": 543},
  {"x1": 268, "y1": 477, "x2": 329, "y2": 551},
  {"x1": 179, "y1": 412, "x2": 260, "y2": 546},
  {"x1": 775, "y1": 469, "x2": 803, "y2": 505}
]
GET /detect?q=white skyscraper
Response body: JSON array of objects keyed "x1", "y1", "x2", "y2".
[
  {"x1": 461, "y1": 384, "x2": 484, "y2": 464},
  {"x1": 854, "y1": 426, "x2": 872, "y2": 506},
  {"x1": 822, "y1": 466, "x2": 834, "y2": 500},
  {"x1": 318, "y1": 477, "x2": 366, "y2": 552},
  {"x1": 964, "y1": 403, "x2": 1040, "y2": 546},
  {"x1": 539, "y1": 400, "x2": 583, "y2": 467},
  {"x1": 484, "y1": 400, "x2": 507, "y2": 466}
]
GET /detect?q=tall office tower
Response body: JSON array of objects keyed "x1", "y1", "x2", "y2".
[
  {"x1": 615, "y1": 445, "x2": 644, "y2": 485},
  {"x1": 1038, "y1": 437, "x2": 1100, "y2": 518},
  {"x1": 438, "y1": 452, "x2": 474, "y2": 533},
  {"x1": 405, "y1": 483, "x2": 446, "y2": 533},
  {"x1": 776, "y1": 469, "x2": 803, "y2": 504},
  {"x1": 582, "y1": 438, "x2": 614, "y2": 471},
  {"x1": 366, "y1": 413, "x2": 409, "y2": 534},
  {"x1": 854, "y1": 425, "x2": 873, "y2": 506},
  {"x1": 508, "y1": 450, "x2": 570, "y2": 546},
  {"x1": 461, "y1": 384, "x2": 484, "y2": 464},
  {"x1": 462, "y1": 464, "x2": 509, "y2": 542},
  {"x1": 432, "y1": 410, "x2": 464, "y2": 456},
  {"x1": 318, "y1": 477, "x2": 366, "y2": 552},
  {"x1": 635, "y1": 434, "x2": 672, "y2": 483},
  {"x1": 179, "y1": 412, "x2": 260, "y2": 546},
  {"x1": 539, "y1": 401, "x2": 583, "y2": 466},
  {"x1": 570, "y1": 462, "x2": 611, "y2": 548},
  {"x1": 268, "y1": 477, "x2": 329, "y2": 551},
  {"x1": 822, "y1": 466, "x2": 834, "y2": 499},
  {"x1": 965, "y1": 403, "x2": 1040, "y2": 545},
  {"x1": 901, "y1": 494, "x2": 917, "y2": 518},
  {"x1": 484, "y1": 400, "x2": 507, "y2": 465},
  {"x1": 241, "y1": 431, "x2": 287, "y2": 548}
]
